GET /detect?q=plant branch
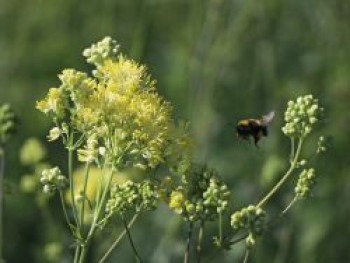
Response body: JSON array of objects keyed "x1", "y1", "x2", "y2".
[
  {"x1": 80, "y1": 163, "x2": 91, "y2": 231},
  {"x1": 68, "y1": 133, "x2": 80, "y2": 229},
  {"x1": 242, "y1": 248, "x2": 250, "y2": 263},
  {"x1": 256, "y1": 138, "x2": 303, "y2": 208},
  {"x1": 183, "y1": 221, "x2": 194, "y2": 263},
  {"x1": 80, "y1": 168, "x2": 114, "y2": 263},
  {"x1": 73, "y1": 245, "x2": 81, "y2": 263},
  {"x1": 196, "y1": 221, "x2": 204, "y2": 263},
  {"x1": 98, "y1": 213, "x2": 140, "y2": 263},
  {"x1": 123, "y1": 216, "x2": 142, "y2": 263},
  {"x1": 282, "y1": 197, "x2": 298, "y2": 215},
  {"x1": 218, "y1": 212, "x2": 223, "y2": 245},
  {"x1": 59, "y1": 191, "x2": 74, "y2": 234}
]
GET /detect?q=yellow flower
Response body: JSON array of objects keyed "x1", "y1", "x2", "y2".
[
  {"x1": 38, "y1": 37, "x2": 192, "y2": 171},
  {"x1": 36, "y1": 87, "x2": 68, "y2": 119},
  {"x1": 169, "y1": 190, "x2": 184, "y2": 212}
]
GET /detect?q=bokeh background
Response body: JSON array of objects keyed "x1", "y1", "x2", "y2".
[{"x1": 1, "y1": 0, "x2": 349, "y2": 262}]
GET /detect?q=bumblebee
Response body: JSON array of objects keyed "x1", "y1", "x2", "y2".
[{"x1": 236, "y1": 111, "x2": 275, "y2": 147}]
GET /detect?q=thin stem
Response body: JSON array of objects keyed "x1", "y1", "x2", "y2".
[
  {"x1": 282, "y1": 198, "x2": 298, "y2": 215},
  {"x1": 123, "y1": 216, "x2": 142, "y2": 263},
  {"x1": 290, "y1": 137, "x2": 295, "y2": 162},
  {"x1": 93, "y1": 169, "x2": 114, "y2": 220},
  {"x1": 99, "y1": 213, "x2": 140, "y2": 263},
  {"x1": 82, "y1": 168, "x2": 114, "y2": 261},
  {"x1": 242, "y1": 248, "x2": 250, "y2": 263},
  {"x1": 73, "y1": 246, "x2": 81, "y2": 263},
  {"x1": 80, "y1": 163, "x2": 91, "y2": 231},
  {"x1": 97, "y1": 213, "x2": 114, "y2": 228},
  {"x1": 257, "y1": 138, "x2": 303, "y2": 208},
  {"x1": 79, "y1": 245, "x2": 88, "y2": 263},
  {"x1": 196, "y1": 221, "x2": 204, "y2": 263},
  {"x1": 0, "y1": 148, "x2": 4, "y2": 262},
  {"x1": 68, "y1": 133, "x2": 80, "y2": 229},
  {"x1": 183, "y1": 221, "x2": 194, "y2": 263},
  {"x1": 218, "y1": 212, "x2": 223, "y2": 244},
  {"x1": 59, "y1": 191, "x2": 74, "y2": 234},
  {"x1": 231, "y1": 234, "x2": 249, "y2": 247}
]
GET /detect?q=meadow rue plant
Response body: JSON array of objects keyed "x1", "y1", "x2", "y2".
[
  {"x1": 35, "y1": 37, "x2": 328, "y2": 263},
  {"x1": 203, "y1": 94, "x2": 327, "y2": 262},
  {"x1": 36, "y1": 37, "x2": 191, "y2": 263}
]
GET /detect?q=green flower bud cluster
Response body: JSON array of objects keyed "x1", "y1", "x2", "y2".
[
  {"x1": 40, "y1": 167, "x2": 69, "y2": 194},
  {"x1": 82, "y1": 36, "x2": 119, "y2": 66},
  {"x1": 203, "y1": 178, "x2": 230, "y2": 214},
  {"x1": 168, "y1": 164, "x2": 230, "y2": 222},
  {"x1": 295, "y1": 168, "x2": 316, "y2": 199},
  {"x1": 231, "y1": 205, "x2": 267, "y2": 247},
  {"x1": 282, "y1": 95, "x2": 323, "y2": 137},
  {"x1": 0, "y1": 104, "x2": 16, "y2": 146},
  {"x1": 105, "y1": 180, "x2": 159, "y2": 218}
]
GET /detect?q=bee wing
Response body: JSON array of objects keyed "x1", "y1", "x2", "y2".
[{"x1": 261, "y1": 111, "x2": 275, "y2": 125}]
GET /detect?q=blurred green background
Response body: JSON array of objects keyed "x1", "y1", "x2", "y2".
[{"x1": 1, "y1": 0, "x2": 349, "y2": 262}]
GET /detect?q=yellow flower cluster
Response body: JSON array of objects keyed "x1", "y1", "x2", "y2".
[
  {"x1": 169, "y1": 190, "x2": 185, "y2": 213},
  {"x1": 37, "y1": 37, "x2": 191, "y2": 170}
]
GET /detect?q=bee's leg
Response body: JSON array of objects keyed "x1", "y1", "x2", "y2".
[
  {"x1": 254, "y1": 134, "x2": 261, "y2": 148},
  {"x1": 262, "y1": 126, "x2": 268, "y2": 136}
]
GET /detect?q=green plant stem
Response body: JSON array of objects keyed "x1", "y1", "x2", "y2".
[
  {"x1": 78, "y1": 169, "x2": 114, "y2": 263},
  {"x1": 290, "y1": 137, "x2": 295, "y2": 163},
  {"x1": 257, "y1": 138, "x2": 303, "y2": 208},
  {"x1": 59, "y1": 191, "x2": 74, "y2": 234},
  {"x1": 74, "y1": 246, "x2": 81, "y2": 263},
  {"x1": 122, "y1": 216, "x2": 142, "y2": 263},
  {"x1": 80, "y1": 163, "x2": 91, "y2": 231},
  {"x1": 98, "y1": 213, "x2": 140, "y2": 263},
  {"x1": 196, "y1": 221, "x2": 204, "y2": 263},
  {"x1": 218, "y1": 212, "x2": 223, "y2": 244},
  {"x1": 231, "y1": 234, "x2": 248, "y2": 246},
  {"x1": 282, "y1": 198, "x2": 298, "y2": 215},
  {"x1": 0, "y1": 148, "x2": 4, "y2": 263},
  {"x1": 78, "y1": 245, "x2": 88, "y2": 263},
  {"x1": 242, "y1": 248, "x2": 250, "y2": 263},
  {"x1": 68, "y1": 133, "x2": 80, "y2": 229},
  {"x1": 183, "y1": 221, "x2": 194, "y2": 263}
]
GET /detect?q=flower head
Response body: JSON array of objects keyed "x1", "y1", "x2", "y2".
[
  {"x1": 37, "y1": 37, "x2": 191, "y2": 171},
  {"x1": 295, "y1": 168, "x2": 316, "y2": 199},
  {"x1": 82, "y1": 36, "x2": 119, "y2": 66},
  {"x1": 105, "y1": 180, "x2": 159, "y2": 220},
  {"x1": 231, "y1": 205, "x2": 267, "y2": 247},
  {"x1": 167, "y1": 163, "x2": 230, "y2": 222},
  {"x1": 282, "y1": 95, "x2": 323, "y2": 137},
  {"x1": 40, "y1": 167, "x2": 68, "y2": 194}
]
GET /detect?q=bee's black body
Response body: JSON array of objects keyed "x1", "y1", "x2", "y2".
[{"x1": 236, "y1": 112, "x2": 274, "y2": 147}]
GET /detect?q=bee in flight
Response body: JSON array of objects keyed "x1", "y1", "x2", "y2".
[{"x1": 236, "y1": 111, "x2": 275, "y2": 147}]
